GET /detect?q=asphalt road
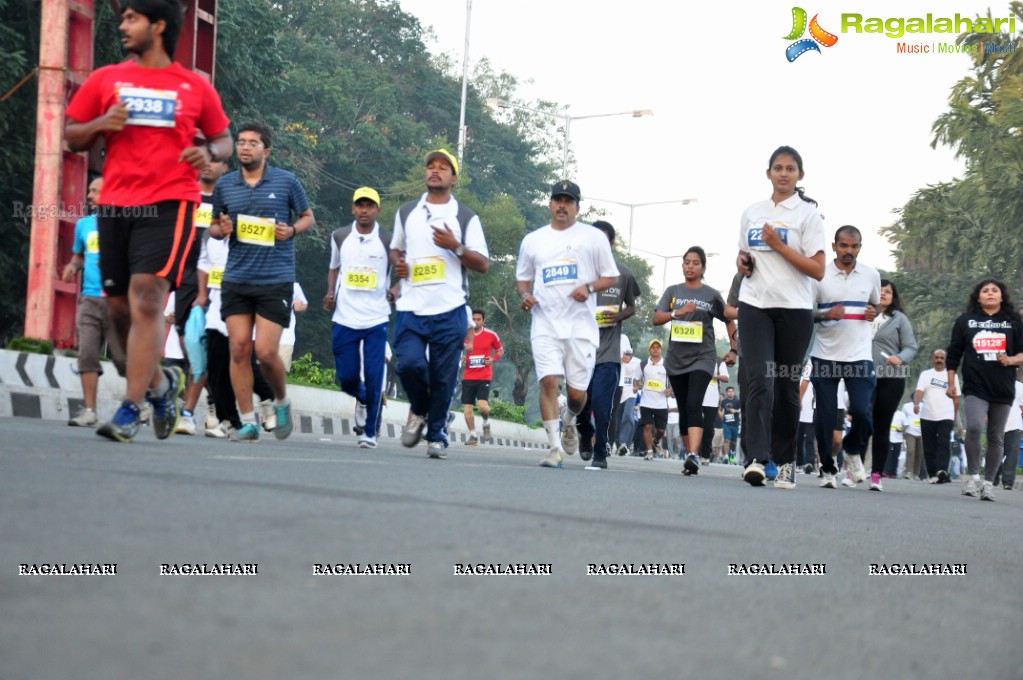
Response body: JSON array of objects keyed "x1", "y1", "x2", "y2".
[{"x1": 2, "y1": 416, "x2": 1021, "y2": 680}]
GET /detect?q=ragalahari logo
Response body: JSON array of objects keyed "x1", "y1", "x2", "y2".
[{"x1": 784, "y1": 7, "x2": 839, "y2": 61}]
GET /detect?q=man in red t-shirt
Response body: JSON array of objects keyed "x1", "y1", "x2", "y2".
[
  {"x1": 64, "y1": 0, "x2": 232, "y2": 443},
  {"x1": 461, "y1": 309, "x2": 504, "y2": 444}
]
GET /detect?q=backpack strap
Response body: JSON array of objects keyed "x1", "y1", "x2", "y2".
[{"x1": 396, "y1": 199, "x2": 479, "y2": 298}]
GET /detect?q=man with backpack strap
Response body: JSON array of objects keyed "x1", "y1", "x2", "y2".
[
  {"x1": 390, "y1": 150, "x2": 490, "y2": 459},
  {"x1": 326, "y1": 187, "x2": 393, "y2": 448}
]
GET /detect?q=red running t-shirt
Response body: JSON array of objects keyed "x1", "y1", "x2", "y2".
[
  {"x1": 66, "y1": 61, "x2": 230, "y2": 207},
  {"x1": 463, "y1": 328, "x2": 503, "y2": 381}
]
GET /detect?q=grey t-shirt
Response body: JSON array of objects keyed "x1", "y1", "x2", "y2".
[
  {"x1": 656, "y1": 282, "x2": 726, "y2": 375},
  {"x1": 595, "y1": 261, "x2": 641, "y2": 365}
]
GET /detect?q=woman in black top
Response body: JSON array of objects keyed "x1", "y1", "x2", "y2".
[{"x1": 945, "y1": 278, "x2": 1023, "y2": 501}]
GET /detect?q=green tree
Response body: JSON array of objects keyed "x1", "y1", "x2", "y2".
[{"x1": 884, "y1": 3, "x2": 1023, "y2": 385}]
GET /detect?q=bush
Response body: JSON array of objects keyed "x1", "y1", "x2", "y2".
[
  {"x1": 6, "y1": 337, "x2": 53, "y2": 354},
  {"x1": 288, "y1": 353, "x2": 338, "y2": 390},
  {"x1": 487, "y1": 400, "x2": 537, "y2": 427}
]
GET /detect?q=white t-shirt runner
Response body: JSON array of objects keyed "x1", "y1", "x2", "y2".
[
  {"x1": 516, "y1": 221, "x2": 619, "y2": 346},
  {"x1": 390, "y1": 195, "x2": 488, "y2": 316},
  {"x1": 737, "y1": 193, "x2": 826, "y2": 310},
  {"x1": 329, "y1": 222, "x2": 391, "y2": 330}
]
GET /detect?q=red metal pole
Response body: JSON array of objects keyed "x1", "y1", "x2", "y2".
[{"x1": 25, "y1": 0, "x2": 70, "y2": 342}]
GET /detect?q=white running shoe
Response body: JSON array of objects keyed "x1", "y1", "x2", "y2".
[
  {"x1": 260, "y1": 398, "x2": 276, "y2": 432},
  {"x1": 962, "y1": 478, "x2": 980, "y2": 497},
  {"x1": 68, "y1": 407, "x2": 98, "y2": 428},
  {"x1": 175, "y1": 415, "x2": 197, "y2": 435}
]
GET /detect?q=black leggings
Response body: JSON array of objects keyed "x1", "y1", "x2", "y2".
[
  {"x1": 737, "y1": 303, "x2": 814, "y2": 466},
  {"x1": 871, "y1": 377, "x2": 905, "y2": 474}
]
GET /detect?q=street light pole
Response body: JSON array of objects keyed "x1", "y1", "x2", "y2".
[
  {"x1": 456, "y1": 0, "x2": 473, "y2": 168},
  {"x1": 587, "y1": 198, "x2": 698, "y2": 250},
  {"x1": 486, "y1": 99, "x2": 652, "y2": 178}
]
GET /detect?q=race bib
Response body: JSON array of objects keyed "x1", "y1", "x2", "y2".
[
  {"x1": 86, "y1": 230, "x2": 99, "y2": 255},
  {"x1": 912, "y1": 418, "x2": 921, "y2": 427},
  {"x1": 644, "y1": 378, "x2": 664, "y2": 392},
  {"x1": 620, "y1": 372, "x2": 633, "y2": 388},
  {"x1": 344, "y1": 267, "x2": 378, "y2": 290},
  {"x1": 208, "y1": 266, "x2": 225, "y2": 289},
  {"x1": 671, "y1": 320, "x2": 703, "y2": 343},
  {"x1": 236, "y1": 214, "x2": 276, "y2": 247},
  {"x1": 119, "y1": 87, "x2": 177, "y2": 128},
  {"x1": 930, "y1": 377, "x2": 948, "y2": 390},
  {"x1": 541, "y1": 259, "x2": 578, "y2": 286},
  {"x1": 724, "y1": 413, "x2": 735, "y2": 423},
  {"x1": 747, "y1": 223, "x2": 789, "y2": 251},
  {"x1": 194, "y1": 202, "x2": 213, "y2": 229},
  {"x1": 468, "y1": 355, "x2": 486, "y2": 369},
  {"x1": 890, "y1": 423, "x2": 901, "y2": 432},
  {"x1": 596, "y1": 305, "x2": 619, "y2": 328},
  {"x1": 973, "y1": 331, "x2": 1006, "y2": 360},
  {"x1": 410, "y1": 257, "x2": 445, "y2": 285}
]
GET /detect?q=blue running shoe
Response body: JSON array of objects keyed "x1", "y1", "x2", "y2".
[
  {"x1": 230, "y1": 423, "x2": 260, "y2": 443},
  {"x1": 148, "y1": 366, "x2": 184, "y2": 440},
  {"x1": 765, "y1": 460, "x2": 778, "y2": 481},
  {"x1": 96, "y1": 400, "x2": 142, "y2": 442},
  {"x1": 273, "y1": 400, "x2": 293, "y2": 440}
]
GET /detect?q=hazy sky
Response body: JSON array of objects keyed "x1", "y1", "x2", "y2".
[{"x1": 397, "y1": 0, "x2": 1004, "y2": 293}]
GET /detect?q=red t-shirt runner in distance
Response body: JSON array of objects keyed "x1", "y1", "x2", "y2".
[
  {"x1": 66, "y1": 61, "x2": 230, "y2": 207},
  {"x1": 463, "y1": 328, "x2": 503, "y2": 381}
]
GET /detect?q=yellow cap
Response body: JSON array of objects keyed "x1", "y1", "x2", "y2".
[
  {"x1": 425, "y1": 149, "x2": 459, "y2": 176},
  {"x1": 352, "y1": 187, "x2": 380, "y2": 205},
  {"x1": 648, "y1": 338, "x2": 663, "y2": 349}
]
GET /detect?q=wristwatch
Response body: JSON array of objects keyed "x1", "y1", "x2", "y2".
[
  {"x1": 454, "y1": 245, "x2": 466, "y2": 257},
  {"x1": 206, "y1": 141, "x2": 219, "y2": 161},
  {"x1": 586, "y1": 283, "x2": 594, "y2": 294}
]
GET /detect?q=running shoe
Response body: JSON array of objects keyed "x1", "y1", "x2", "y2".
[
  {"x1": 869, "y1": 472, "x2": 884, "y2": 492},
  {"x1": 355, "y1": 400, "x2": 367, "y2": 431},
  {"x1": 260, "y1": 398, "x2": 276, "y2": 432},
  {"x1": 683, "y1": 453, "x2": 700, "y2": 476},
  {"x1": 148, "y1": 366, "x2": 184, "y2": 440},
  {"x1": 846, "y1": 454, "x2": 867, "y2": 483},
  {"x1": 774, "y1": 463, "x2": 795, "y2": 489},
  {"x1": 961, "y1": 478, "x2": 979, "y2": 497},
  {"x1": 585, "y1": 458, "x2": 607, "y2": 470},
  {"x1": 96, "y1": 400, "x2": 141, "y2": 442},
  {"x1": 402, "y1": 414, "x2": 426, "y2": 447},
  {"x1": 68, "y1": 407, "x2": 98, "y2": 428},
  {"x1": 358, "y1": 435, "x2": 377, "y2": 449},
  {"x1": 980, "y1": 481, "x2": 996, "y2": 501},
  {"x1": 562, "y1": 421, "x2": 580, "y2": 455},
  {"x1": 840, "y1": 473, "x2": 857, "y2": 488},
  {"x1": 273, "y1": 400, "x2": 293, "y2": 440},
  {"x1": 205, "y1": 421, "x2": 229, "y2": 439},
  {"x1": 539, "y1": 447, "x2": 564, "y2": 468},
  {"x1": 482, "y1": 422, "x2": 492, "y2": 443},
  {"x1": 579, "y1": 437, "x2": 593, "y2": 461},
  {"x1": 205, "y1": 404, "x2": 219, "y2": 430},
  {"x1": 936, "y1": 469, "x2": 950, "y2": 484},
  {"x1": 820, "y1": 473, "x2": 837, "y2": 489},
  {"x1": 743, "y1": 461, "x2": 766, "y2": 486},
  {"x1": 231, "y1": 423, "x2": 260, "y2": 443},
  {"x1": 466, "y1": 434, "x2": 480, "y2": 446},
  {"x1": 175, "y1": 414, "x2": 197, "y2": 436},
  {"x1": 427, "y1": 441, "x2": 447, "y2": 459}
]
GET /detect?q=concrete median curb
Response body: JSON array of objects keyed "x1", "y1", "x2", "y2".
[{"x1": 0, "y1": 348, "x2": 548, "y2": 450}]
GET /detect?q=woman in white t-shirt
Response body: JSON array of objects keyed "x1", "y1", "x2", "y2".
[{"x1": 735, "y1": 146, "x2": 826, "y2": 488}]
